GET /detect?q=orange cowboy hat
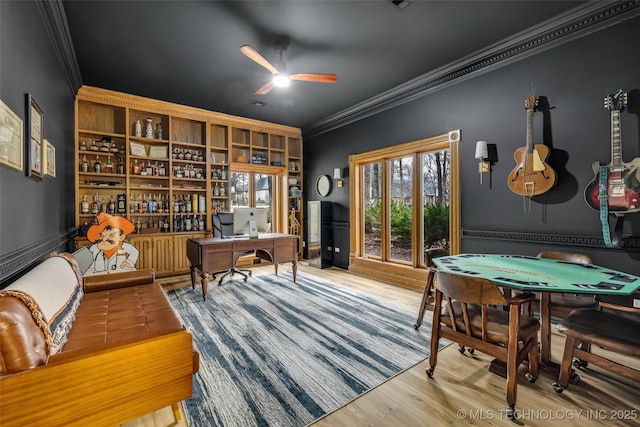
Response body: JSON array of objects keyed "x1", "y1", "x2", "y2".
[{"x1": 87, "y1": 213, "x2": 135, "y2": 242}]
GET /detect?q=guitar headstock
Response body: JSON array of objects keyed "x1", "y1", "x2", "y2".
[
  {"x1": 524, "y1": 96, "x2": 539, "y2": 112},
  {"x1": 604, "y1": 89, "x2": 627, "y2": 112}
]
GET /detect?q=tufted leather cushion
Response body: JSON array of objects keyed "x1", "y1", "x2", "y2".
[
  {"x1": 557, "y1": 308, "x2": 640, "y2": 357},
  {"x1": 0, "y1": 297, "x2": 49, "y2": 375},
  {"x1": 442, "y1": 300, "x2": 540, "y2": 346},
  {"x1": 55, "y1": 281, "x2": 183, "y2": 357}
]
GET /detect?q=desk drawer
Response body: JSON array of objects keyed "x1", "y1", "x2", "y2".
[
  {"x1": 274, "y1": 238, "x2": 297, "y2": 262},
  {"x1": 234, "y1": 240, "x2": 273, "y2": 252}
]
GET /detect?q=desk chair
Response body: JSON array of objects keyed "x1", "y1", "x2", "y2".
[
  {"x1": 212, "y1": 212, "x2": 252, "y2": 285},
  {"x1": 427, "y1": 271, "x2": 539, "y2": 419},
  {"x1": 414, "y1": 248, "x2": 449, "y2": 330},
  {"x1": 553, "y1": 291, "x2": 640, "y2": 393}
]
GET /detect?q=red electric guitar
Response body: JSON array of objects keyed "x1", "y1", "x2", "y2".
[
  {"x1": 507, "y1": 96, "x2": 557, "y2": 196},
  {"x1": 584, "y1": 89, "x2": 640, "y2": 213}
]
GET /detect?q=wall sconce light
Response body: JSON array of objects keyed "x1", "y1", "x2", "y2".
[
  {"x1": 475, "y1": 141, "x2": 490, "y2": 184},
  {"x1": 334, "y1": 167, "x2": 343, "y2": 187}
]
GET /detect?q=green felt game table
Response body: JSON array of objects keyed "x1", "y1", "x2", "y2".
[{"x1": 432, "y1": 254, "x2": 640, "y2": 366}]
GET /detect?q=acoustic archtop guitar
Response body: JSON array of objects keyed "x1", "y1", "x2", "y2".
[
  {"x1": 584, "y1": 89, "x2": 640, "y2": 213},
  {"x1": 507, "y1": 96, "x2": 557, "y2": 196}
]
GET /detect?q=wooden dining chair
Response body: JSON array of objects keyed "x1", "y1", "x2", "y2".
[
  {"x1": 552, "y1": 291, "x2": 640, "y2": 393},
  {"x1": 426, "y1": 271, "x2": 540, "y2": 419},
  {"x1": 536, "y1": 251, "x2": 598, "y2": 316},
  {"x1": 414, "y1": 248, "x2": 449, "y2": 330}
]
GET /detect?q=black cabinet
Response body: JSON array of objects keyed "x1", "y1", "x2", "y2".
[{"x1": 308, "y1": 201, "x2": 332, "y2": 268}]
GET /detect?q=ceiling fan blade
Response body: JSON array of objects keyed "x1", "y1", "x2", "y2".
[
  {"x1": 255, "y1": 81, "x2": 273, "y2": 95},
  {"x1": 290, "y1": 73, "x2": 337, "y2": 83},
  {"x1": 241, "y1": 45, "x2": 278, "y2": 74}
]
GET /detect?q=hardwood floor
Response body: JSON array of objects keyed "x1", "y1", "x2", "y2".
[{"x1": 123, "y1": 263, "x2": 640, "y2": 427}]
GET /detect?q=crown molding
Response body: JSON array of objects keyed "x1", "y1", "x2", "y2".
[
  {"x1": 303, "y1": 0, "x2": 640, "y2": 139},
  {"x1": 38, "y1": 0, "x2": 82, "y2": 95}
]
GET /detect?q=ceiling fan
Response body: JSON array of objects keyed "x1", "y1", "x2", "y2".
[{"x1": 240, "y1": 44, "x2": 337, "y2": 95}]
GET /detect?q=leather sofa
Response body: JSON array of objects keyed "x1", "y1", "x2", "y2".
[{"x1": 0, "y1": 252, "x2": 199, "y2": 426}]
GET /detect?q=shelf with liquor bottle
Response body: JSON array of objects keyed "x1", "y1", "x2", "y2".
[
  {"x1": 76, "y1": 86, "x2": 304, "y2": 275},
  {"x1": 130, "y1": 109, "x2": 169, "y2": 141}
]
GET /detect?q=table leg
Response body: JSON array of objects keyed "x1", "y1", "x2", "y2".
[
  {"x1": 190, "y1": 266, "x2": 196, "y2": 290},
  {"x1": 292, "y1": 260, "x2": 298, "y2": 283},
  {"x1": 273, "y1": 262, "x2": 279, "y2": 276},
  {"x1": 540, "y1": 292, "x2": 551, "y2": 364},
  {"x1": 200, "y1": 272, "x2": 209, "y2": 300}
]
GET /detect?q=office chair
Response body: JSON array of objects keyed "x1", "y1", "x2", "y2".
[{"x1": 212, "y1": 212, "x2": 252, "y2": 285}]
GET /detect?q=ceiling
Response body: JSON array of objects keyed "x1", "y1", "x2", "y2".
[{"x1": 61, "y1": 1, "x2": 585, "y2": 133}]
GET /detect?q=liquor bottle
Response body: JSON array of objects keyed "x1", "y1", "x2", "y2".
[
  {"x1": 221, "y1": 167, "x2": 227, "y2": 180},
  {"x1": 108, "y1": 195, "x2": 116, "y2": 214},
  {"x1": 135, "y1": 217, "x2": 142, "y2": 233},
  {"x1": 135, "y1": 120, "x2": 142, "y2": 137},
  {"x1": 132, "y1": 159, "x2": 140, "y2": 175},
  {"x1": 198, "y1": 195, "x2": 206, "y2": 213},
  {"x1": 116, "y1": 157, "x2": 125, "y2": 174},
  {"x1": 198, "y1": 214, "x2": 205, "y2": 231},
  {"x1": 163, "y1": 217, "x2": 170, "y2": 232},
  {"x1": 104, "y1": 156, "x2": 114, "y2": 174},
  {"x1": 147, "y1": 216, "x2": 154, "y2": 230},
  {"x1": 80, "y1": 154, "x2": 89, "y2": 172},
  {"x1": 185, "y1": 215, "x2": 192, "y2": 231},
  {"x1": 173, "y1": 195, "x2": 179, "y2": 213},
  {"x1": 191, "y1": 193, "x2": 198, "y2": 213},
  {"x1": 100, "y1": 197, "x2": 107, "y2": 213},
  {"x1": 130, "y1": 193, "x2": 135, "y2": 214},
  {"x1": 219, "y1": 184, "x2": 226, "y2": 197},
  {"x1": 156, "y1": 121, "x2": 163, "y2": 139},
  {"x1": 91, "y1": 193, "x2": 100, "y2": 215},
  {"x1": 117, "y1": 193, "x2": 126, "y2": 215},
  {"x1": 81, "y1": 195, "x2": 89, "y2": 214},
  {"x1": 186, "y1": 194, "x2": 192, "y2": 213},
  {"x1": 93, "y1": 156, "x2": 102, "y2": 173},
  {"x1": 213, "y1": 183, "x2": 220, "y2": 197},
  {"x1": 158, "y1": 161, "x2": 166, "y2": 176},
  {"x1": 80, "y1": 139, "x2": 87, "y2": 151},
  {"x1": 145, "y1": 118, "x2": 154, "y2": 138}
]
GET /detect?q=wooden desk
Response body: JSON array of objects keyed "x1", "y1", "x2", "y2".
[
  {"x1": 432, "y1": 254, "x2": 640, "y2": 369},
  {"x1": 186, "y1": 233, "x2": 299, "y2": 300}
]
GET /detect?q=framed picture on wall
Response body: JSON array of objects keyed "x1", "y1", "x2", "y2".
[
  {"x1": 25, "y1": 93, "x2": 43, "y2": 181},
  {"x1": 43, "y1": 139, "x2": 56, "y2": 178},
  {"x1": 0, "y1": 99, "x2": 24, "y2": 172}
]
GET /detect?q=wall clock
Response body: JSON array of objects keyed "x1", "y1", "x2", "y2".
[{"x1": 315, "y1": 174, "x2": 332, "y2": 197}]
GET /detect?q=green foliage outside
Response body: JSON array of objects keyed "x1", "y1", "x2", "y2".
[{"x1": 364, "y1": 201, "x2": 449, "y2": 248}]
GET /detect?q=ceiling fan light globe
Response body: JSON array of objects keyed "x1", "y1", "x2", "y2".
[{"x1": 272, "y1": 73, "x2": 290, "y2": 88}]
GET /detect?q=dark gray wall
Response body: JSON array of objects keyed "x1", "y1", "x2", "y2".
[
  {"x1": 0, "y1": 0, "x2": 76, "y2": 284},
  {"x1": 305, "y1": 17, "x2": 640, "y2": 275}
]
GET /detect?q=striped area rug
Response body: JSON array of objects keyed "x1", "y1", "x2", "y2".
[{"x1": 166, "y1": 271, "x2": 442, "y2": 427}]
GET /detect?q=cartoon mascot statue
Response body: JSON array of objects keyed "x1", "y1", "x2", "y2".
[{"x1": 84, "y1": 213, "x2": 139, "y2": 276}]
